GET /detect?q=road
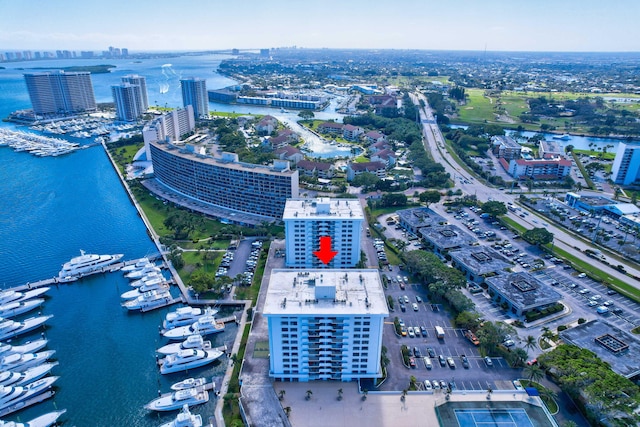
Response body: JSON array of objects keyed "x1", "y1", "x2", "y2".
[{"x1": 411, "y1": 92, "x2": 640, "y2": 291}]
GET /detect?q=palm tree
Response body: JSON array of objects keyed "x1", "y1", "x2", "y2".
[
  {"x1": 541, "y1": 327, "x2": 554, "y2": 342},
  {"x1": 278, "y1": 390, "x2": 285, "y2": 401},
  {"x1": 305, "y1": 390, "x2": 313, "y2": 401},
  {"x1": 524, "y1": 335, "x2": 537, "y2": 353},
  {"x1": 524, "y1": 364, "x2": 544, "y2": 384},
  {"x1": 337, "y1": 388, "x2": 343, "y2": 401}
]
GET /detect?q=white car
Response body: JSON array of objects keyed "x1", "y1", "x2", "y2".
[{"x1": 424, "y1": 379, "x2": 433, "y2": 390}]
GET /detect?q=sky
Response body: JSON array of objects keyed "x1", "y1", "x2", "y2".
[{"x1": 2, "y1": 0, "x2": 639, "y2": 52}]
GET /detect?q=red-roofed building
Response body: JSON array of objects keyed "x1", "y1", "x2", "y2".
[
  {"x1": 371, "y1": 149, "x2": 396, "y2": 167},
  {"x1": 506, "y1": 158, "x2": 572, "y2": 180},
  {"x1": 364, "y1": 131, "x2": 386, "y2": 146},
  {"x1": 297, "y1": 160, "x2": 334, "y2": 179},
  {"x1": 346, "y1": 161, "x2": 387, "y2": 181},
  {"x1": 342, "y1": 124, "x2": 364, "y2": 141},
  {"x1": 369, "y1": 139, "x2": 392, "y2": 154},
  {"x1": 274, "y1": 146, "x2": 304, "y2": 164},
  {"x1": 264, "y1": 129, "x2": 300, "y2": 150},
  {"x1": 256, "y1": 115, "x2": 278, "y2": 134},
  {"x1": 317, "y1": 122, "x2": 343, "y2": 134}
]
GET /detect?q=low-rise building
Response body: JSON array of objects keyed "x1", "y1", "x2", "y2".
[
  {"x1": 342, "y1": 124, "x2": 364, "y2": 141},
  {"x1": 449, "y1": 247, "x2": 512, "y2": 284},
  {"x1": 396, "y1": 207, "x2": 446, "y2": 235},
  {"x1": 501, "y1": 158, "x2": 571, "y2": 180},
  {"x1": 370, "y1": 149, "x2": 396, "y2": 167},
  {"x1": 346, "y1": 161, "x2": 386, "y2": 181},
  {"x1": 274, "y1": 146, "x2": 304, "y2": 165},
  {"x1": 256, "y1": 115, "x2": 278, "y2": 135},
  {"x1": 264, "y1": 269, "x2": 388, "y2": 382},
  {"x1": 364, "y1": 131, "x2": 386, "y2": 146},
  {"x1": 492, "y1": 135, "x2": 522, "y2": 160},
  {"x1": 420, "y1": 225, "x2": 477, "y2": 255},
  {"x1": 485, "y1": 272, "x2": 562, "y2": 317},
  {"x1": 538, "y1": 140, "x2": 564, "y2": 159},
  {"x1": 297, "y1": 160, "x2": 334, "y2": 179},
  {"x1": 317, "y1": 122, "x2": 343, "y2": 135}
]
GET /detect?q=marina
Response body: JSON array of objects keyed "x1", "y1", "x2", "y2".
[{"x1": 0, "y1": 128, "x2": 79, "y2": 157}]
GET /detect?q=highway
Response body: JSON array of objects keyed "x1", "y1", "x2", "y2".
[{"x1": 410, "y1": 92, "x2": 640, "y2": 291}]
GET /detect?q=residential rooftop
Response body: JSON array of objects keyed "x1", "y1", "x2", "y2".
[
  {"x1": 263, "y1": 269, "x2": 388, "y2": 316},
  {"x1": 283, "y1": 198, "x2": 364, "y2": 220},
  {"x1": 485, "y1": 272, "x2": 562, "y2": 312},
  {"x1": 560, "y1": 320, "x2": 640, "y2": 379}
]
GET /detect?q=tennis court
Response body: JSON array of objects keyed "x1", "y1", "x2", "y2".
[
  {"x1": 435, "y1": 401, "x2": 556, "y2": 427},
  {"x1": 454, "y1": 408, "x2": 534, "y2": 427}
]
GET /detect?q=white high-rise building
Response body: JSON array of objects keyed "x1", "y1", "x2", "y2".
[
  {"x1": 283, "y1": 198, "x2": 364, "y2": 268},
  {"x1": 264, "y1": 269, "x2": 388, "y2": 382},
  {"x1": 180, "y1": 77, "x2": 208, "y2": 119},
  {"x1": 121, "y1": 74, "x2": 148, "y2": 111},
  {"x1": 24, "y1": 71, "x2": 96, "y2": 116},
  {"x1": 111, "y1": 83, "x2": 143, "y2": 122},
  {"x1": 142, "y1": 105, "x2": 195, "y2": 159},
  {"x1": 612, "y1": 143, "x2": 640, "y2": 185}
]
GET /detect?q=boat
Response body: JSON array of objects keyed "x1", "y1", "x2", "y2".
[
  {"x1": 0, "y1": 299, "x2": 44, "y2": 319},
  {"x1": 0, "y1": 350, "x2": 56, "y2": 373},
  {"x1": 170, "y1": 377, "x2": 207, "y2": 391},
  {"x1": 0, "y1": 362, "x2": 58, "y2": 388},
  {"x1": 163, "y1": 306, "x2": 219, "y2": 330},
  {"x1": 162, "y1": 316, "x2": 225, "y2": 340},
  {"x1": 122, "y1": 289, "x2": 172, "y2": 311},
  {"x1": 0, "y1": 288, "x2": 49, "y2": 306},
  {"x1": 159, "y1": 349, "x2": 224, "y2": 374},
  {"x1": 552, "y1": 133, "x2": 571, "y2": 140},
  {"x1": 121, "y1": 282, "x2": 169, "y2": 300},
  {"x1": 144, "y1": 387, "x2": 209, "y2": 412},
  {"x1": 121, "y1": 258, "x2": 150, "y2": 272},
  {"x1": 125, "y1": 265, "x2": 161, "y2": 280},
  {"x1": 0, "y1": 376, "x2": 58, "y2": 412},
  {"x1": 0, "y1": 409, "x2": 66, "y2": 427},
  {"x1": 0, "y1": 315, "x2": 53, "y2": 341},
  {"x1": 0, "y1": 339, "x2": 48, "y2": 358},
  {"x1": 156, "y1": 334, "x2": 212, "y2": 356},
  {"x1": 130, "y1": 272, "x2": 165, "y2": 288},
  {"x1": 58, "y1": 250, "x2": 124, "y2": 281},
  {"x1": 159, "y1": 404, "x2": 203, "y2": 427}
]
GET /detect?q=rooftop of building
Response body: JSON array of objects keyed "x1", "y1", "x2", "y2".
[
  {"x1": 263, "y1": 269, "x2": 388, "y2": 316},
  {"x1": 493, "y1": 135, "x2": 521, "y2": 149},
  {"x1": 577, "y1": 194, "x2": 616, "y2": 207},
  {"x1": 450, "y1": 246, "x2": 512, "y2": 276},
  {"x1": 149, "y1": 139, "x2": 296, "y2": 177},
  {"x1": 296, "y1": 160, "x2": 332, "y2": 171},
  {"x1": 420, "y1": 225, "x2": 477, "y2": 249},
  {"x1": 348, "y1": 161, "x2": 386, "y2": 171},
  {"x1": 396, "y1": 207, "x2": 446, "y2": 230},
  {"x1": 514, "y1": 158, "x2": 572, "y2": 166},
  {"x1": 283, "y1": 198, "x2": 364, "y2": 220},
  {"x1": 485, "y1": 271, "x2": 562, "y2": 311},
  {"x1": 540, "y1": 140, "x2": 564, "y2": 154},
  {"x1": 560, "y1": 320, "x2": 640, "y2": 379}
]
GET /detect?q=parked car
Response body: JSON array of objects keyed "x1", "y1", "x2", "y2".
[
  {"x1": 446, "y1": 357, "x2": 456, "y2": 368},
  {"x1": 484, "y1": 356, "x2": 493, "y2": 366},
  {"x1": 409, "y1": 357, "x2": 416, "y2": 368},
  {"x1": 412, "y1": 303, "x2": 419, "y2": 311},
  {"x1": 414, "y1": 347, "x2": 422, "y2": 358},
  {"x1": 460, "y1": 355, "x2": 470, "y2": 368},
  {"x1": 427, "y1": 347, "x2": 436, "y2": 358},
  {"x1": 438, "y1": 355, "x2": 446, "y2": 367},
  {"x1": 420, "y1": 326, "x2": 428, "y2": 337}
]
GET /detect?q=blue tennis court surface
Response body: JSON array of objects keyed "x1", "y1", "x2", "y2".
[{"x1": 454, "y1": 408, "x2": 534, "y2": 427}]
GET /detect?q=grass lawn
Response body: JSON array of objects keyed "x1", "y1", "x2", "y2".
[
  {"x1": 500, "y1": 94, "x2": 529, "y2": 118},
  {"x1": 177, "y1": 250, "x2": 223, "y2": 281},
  {"x1": 573, "y1": 149, "x2": 616, "y2": 161},
  {"x1": 210, "y1": 111, "x2": 254, "y2": 118},
  {"x1": 456, "y1": 89, "x2": 495, "y2": 123},
  {"x1": 354, "y1": 154, "x2": 370, "y2": 163},
  {"x1": 499, "y1": 216, "x2": 527, "y2": 234},
  {"x1": 223, "y1": 324, "x2": 250, "y2": 426},
  {"x1": 107, "y1": 143, "x2": 143, "y2": 174}
]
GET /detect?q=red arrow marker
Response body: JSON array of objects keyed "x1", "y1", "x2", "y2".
[{"x1": 313, "y1": 236, "x2": 338, "y2": 265}]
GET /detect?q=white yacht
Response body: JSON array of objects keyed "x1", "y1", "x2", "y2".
[
  {"x1": 144, "y1": 387, "x2": 209, "y2": 412},
  {"x1": 130, "y1": 272, "x2": 165, "y2": 288},
  {"x1": 156, "y1": 334, "x2": 212, "y2": 356},
  {"x1": 163, "y1": 306, "x2": 219, "y2": 330},
  {"x1": 0, "y1": 409, "x2": 67, "y2": 427},
  {"x1": 121, "y1": 257, "x2": 150, "y2": 272},
  {"x1": 0, "y1": 315, "x2": 53, "y2": 341},
  {"x1": 0, "y1": 350, "x2": 55, "y2": 373},
  {"x1": 159, "y1": 349, "x2": 224, "y2": 374},
  {"x1": 159, "y1": 404, "x2": 203, "y2": 427},
  {"x1": 0, "y1": 376, "x2": 58, "y2": 413},
  {"x1": 121, "y1": 282, "x2": 169, "y2": 300},
  {"x1": 170, "y1": 377, "x2": 206, "y2": 391},
  {"x1": 0, "y1": 299, "x2": 44, "y2": 319},
  {"x1": 125, "y1": 265, "x2": 161, "y2": 280},
  {"x1": 163, "y1": 316, "x2": 225, "y2": 340},
  {"x1": 0, "y1": 362, "x2": 58, "y2": 388},
  {"x1": 122, "y1": 289, "x2": 172, "y2": 311},
  {"x1": 0, "y1": 339, "x2": 48, "y2": 358},
  {"x1": 58, "y1": 250, "x2": 123, "y2": 281},
  {"x1": 0, "y1": 288, "x2": 49, "y2": 306}
]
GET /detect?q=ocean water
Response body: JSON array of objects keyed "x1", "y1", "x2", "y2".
[{"x1": 0, "y1": 55, "x2": 237, "y2": 426}]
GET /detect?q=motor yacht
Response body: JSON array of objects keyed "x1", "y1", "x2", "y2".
[
  {"x1": 0, "y1": 299, "x2": 44, "y2": 319},
  {"x1": 0, "y1": 288, "x2": 49, "y2": 306},
  {"x1": 144, "y1": 387, "x2": 209, "y2": 412},
  {"x1": 130, "y1": 272, "x2": 165, "y2": 288},
  {"x1": 0, "y1": 339, "x2": 48, "y2": 358},
  {"x1": 0, "y1": 362, "x2": 58, "y2": 388},
  {"x1": 170, "y1": 377, "x2": 207, "y2": 391},
  {"x1": 156, "y1": 334, "x2": 212, "y2": 356},
  {"x1": 0, "y1": 315, "x2": 53, "y2": 341},
  {"x1": 0, "y1": 376, "x2": 58, "y2": 413},
  {"x1": 58, "y1": 250, "x2": 123, "y2": 281},
  {"x1": 125, "y1": 265, "x2": 161, "y2": 280},
  {"x1": 0, "y1": 409, "x2": 66, "y2": 427},
  {"x1": 163, "y1": 306, "x2": 219, "y2": 330},
  {"x1": 159, "y1": 404, "x2": 203, "y2": 427},
  {"x1": 121, "y1": 282, "x2": 169, "y2": 300},
  {"x1": 0, "y1": 350, "x2": 55, "y2": 373},
  {"x1": 162, "y1": 316, "x2": 224, "y2": 340},
  {"x1": 122, "y1": 289, "x2": 172, "y2": 311},
  {"x1": 159, "y1": 349, "x2": 224, "y2": 374},
  {"x1": 121, "y1": 258, "x2": 150, "y2": 272}
]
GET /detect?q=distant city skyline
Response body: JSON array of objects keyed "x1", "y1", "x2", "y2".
[{"x1": 1, "y1": 0, "x2": 639, "y2": 52}]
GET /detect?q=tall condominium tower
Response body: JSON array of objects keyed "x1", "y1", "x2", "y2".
[
  {"x1": 283, "y1": 198, "x2": 364, "y2": 268},
  {"x1": 24, "y1": 71, "x2": 96, "y2": 116},
  {"x1": 111, "y1": 83, "x2": 142, "y2": 122},
  {"x1": 142, "y1": 105, "x2": 195, "y2": 159},
  {"x1": 180, "y1": 77, "x2": 208, "y2": 119},
  {"x1": 121, "y1": 74, "x2": 148, "y2": 111},
  {"x1": 612, "y1": 142, "x2": 640, "y2": 185}
]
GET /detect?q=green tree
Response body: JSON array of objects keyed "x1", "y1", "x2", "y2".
[
  {"x1": 481, "y1": 201, "x2": 508, "y2": 217},
  {"x1": 455, "y1": 311, "x2": 482, "y2": 330},
  {"x1": 351, "y1": 172, "x2": 380, "y2": 188},
  {"x1": 523, "y1": 228, "x2": 554, "y2": 246},
  {"x1": 476, "y1": 321, "x2": 516, "y2": 355},
  {"x1": 524, "y1": 335, "x2": 537, "y2": 353},
  {"x1": 524, "y1": 363, "x2": 544, "y2": 383},
  {"x1": 298, "y1": 110, "x2": 315, "y2": 120},
  {"x1": 508, "y1": 347, "x2": 528, "y2": 367},
  {"x1": 419, "y1": 190, "x2": 441, "y2": 207}
]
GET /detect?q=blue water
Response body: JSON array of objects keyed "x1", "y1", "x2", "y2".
[{"x1": 0, "y1": 55, "x2": 238, "y2": 426}]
